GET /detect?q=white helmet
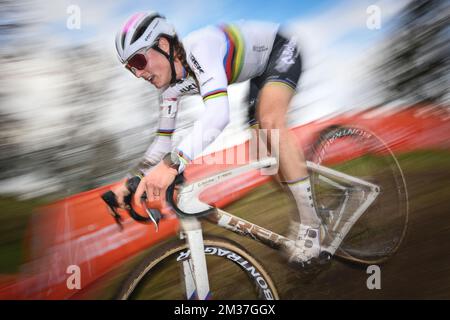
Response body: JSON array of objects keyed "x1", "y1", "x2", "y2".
[{"x1": 115, "y1": 12, "x2": 176, "y2": 64}]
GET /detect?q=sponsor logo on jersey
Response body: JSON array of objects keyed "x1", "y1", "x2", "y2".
[
  {"x1": 189, "y1": 53, "x2": 205, "y2": 74},
  {"x1": 275, "y1": 38, "x2": 298, "y2": 72},
  {"x1": 179, "y1": 83, "x2": 198, "y2": 93},
  {"x1": 253, "y1": 45, "x2": 268, "y2": 52},
  {"x1": 201, "y1": 77, "x2": 214, "y2": 88},
  {"x1": 280, "y1": 38, "x2": 297, "y2": 65}
]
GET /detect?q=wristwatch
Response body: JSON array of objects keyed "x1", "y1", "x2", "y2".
[{"x1": 162, "y1": 151, "x2": 181, "y2": 171}]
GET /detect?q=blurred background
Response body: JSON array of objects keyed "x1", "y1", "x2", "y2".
[
  {"x1": 0, "y1": 0, "x2": 449, "y2": 299},
  {"x1": 0, "y1": 0, "x2": 448, "y2": 197}
]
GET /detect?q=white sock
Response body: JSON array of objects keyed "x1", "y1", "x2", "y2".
[{"x1": 286, "y1": 176, "x2": 321, "y2": 228}]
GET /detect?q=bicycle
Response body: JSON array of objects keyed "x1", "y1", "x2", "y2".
[{"x1": 102, "y1": 125, "x2": 408, "y2": 300}]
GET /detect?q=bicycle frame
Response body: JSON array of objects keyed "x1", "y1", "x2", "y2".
[{"x1": 175, "y1": 157, "x2": 380, "y2": 300}]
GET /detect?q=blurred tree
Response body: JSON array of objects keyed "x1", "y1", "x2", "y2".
[
  {"x1": 0, "y1": 111, "x2": 23, "y2": 179},
  {"x1": 0, "y1": 3, "x2": 162, "y2": 198},
  {"x1": 44, "y1": 45, "x2": 123, "y2": 193},
  {"x1": 0, "y1": 0, "x2": 39, "y2": 46},
  {"x1": 89, "y1": 133, "x2": 122, "y2": 188},
  {"x1": 48, "y1": 126, "x2": 121, "y2": 193},
  {"x1": 375, "y1": 0, "x2": 449, "y2": 106},
  {"x1": 0, "y1": 0, "x2": 42, "y2": 182}
]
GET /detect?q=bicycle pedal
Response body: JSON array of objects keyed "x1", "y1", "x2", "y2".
[{"x1": 290, "y1": 251, "x2": 332, "y2": 271}]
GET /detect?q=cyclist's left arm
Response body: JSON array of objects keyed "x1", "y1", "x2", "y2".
[{"x1": 175, "y1": 28, "x2": 230, "y2": 170}]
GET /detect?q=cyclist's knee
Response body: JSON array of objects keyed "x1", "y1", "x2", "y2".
[
  {"x1": 257, "y1": 90, "x2": 291, "y2": 130},
  {"x1": 258, "y1": 115, "x2": 286, "y2": 130}
]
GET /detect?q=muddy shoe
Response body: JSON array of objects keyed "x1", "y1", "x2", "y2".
[{"x1": 288, "y1": 223, "x2": 331, "y2": 268}]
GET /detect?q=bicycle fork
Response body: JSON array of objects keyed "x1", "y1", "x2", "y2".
[{"x1": 179, "y1": 217, "x2": 211, "y2": 300}]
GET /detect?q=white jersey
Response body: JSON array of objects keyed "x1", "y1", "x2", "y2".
[{"x1": 143, "y1": 21, "x2": 280, "y2": 170}]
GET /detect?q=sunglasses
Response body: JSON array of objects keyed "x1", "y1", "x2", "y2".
[{"x1": 125, "y1": 47, "x2": 152, "y2": 75}]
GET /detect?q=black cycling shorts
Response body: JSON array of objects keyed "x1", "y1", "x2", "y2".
[{"x1": 247, "y1": 32, "x2": 302, "y2": 127}]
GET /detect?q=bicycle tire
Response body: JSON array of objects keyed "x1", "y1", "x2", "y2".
[
  {"x1": 116, "y1": 235, "x2": 279, "y2": 300},
  {"x1": 309, "y1": 125, "x2": 408, "y2": 265}
]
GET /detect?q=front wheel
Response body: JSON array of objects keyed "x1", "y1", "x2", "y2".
[
  {"x1": 309, "y1": 125, "x2": 409, "y2": 265},
  {"x1": 116, "y1": 236, "x2": 279, "y2": 300}
]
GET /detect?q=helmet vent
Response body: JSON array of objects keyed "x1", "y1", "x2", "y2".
[
  {"x1": 130, "y1": 14, "x2": 162, "y2": 45},
  {"x1": 121, "y1": 32, "x2": 126, "y2": 50}
]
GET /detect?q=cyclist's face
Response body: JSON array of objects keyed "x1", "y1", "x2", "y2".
[{"x1": 134, "y1": 39, "x2": 171, "y2": 89}]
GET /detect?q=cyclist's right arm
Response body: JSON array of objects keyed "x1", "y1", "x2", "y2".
[{"x1": 113, "y1": 95, "x2": 179, "y2": 208}]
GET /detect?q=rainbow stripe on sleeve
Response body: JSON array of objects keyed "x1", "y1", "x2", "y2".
[
  {"x1": 220, "y1": 24, "x2": 244, "y2": 84},
  {"x1": 157, "y1": 129, "x2": 175, "y2": 137},
  {"x1": 202, "y1": 89, "x2": 228, "y2": 102}
]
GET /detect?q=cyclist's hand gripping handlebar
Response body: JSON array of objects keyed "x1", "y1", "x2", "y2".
[
  {"x1": 101, "y1": 176, "x2": 162, "y2": 231},
  {"x1": 165, "y1": 173, "x2": 215, "y2": 217}
]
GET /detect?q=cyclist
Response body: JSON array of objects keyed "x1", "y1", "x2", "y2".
[{"x1": 112, "y1": 12, "x2": 323, "y2": 266}]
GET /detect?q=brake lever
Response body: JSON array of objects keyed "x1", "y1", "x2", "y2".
[
  {"x1": 126, "y1": 175, "x2": 162, "y2": 231},
  {"x1": 143, "y1": 202, "x2": 162, "y2": 232},
  {"x1": 101, "y1": 176, "x2": 164, "y2": 233}
]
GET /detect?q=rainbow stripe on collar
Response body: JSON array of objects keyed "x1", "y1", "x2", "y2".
[{"x1": 220, "y1": 24, "x2": 244, "y2": 84}]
